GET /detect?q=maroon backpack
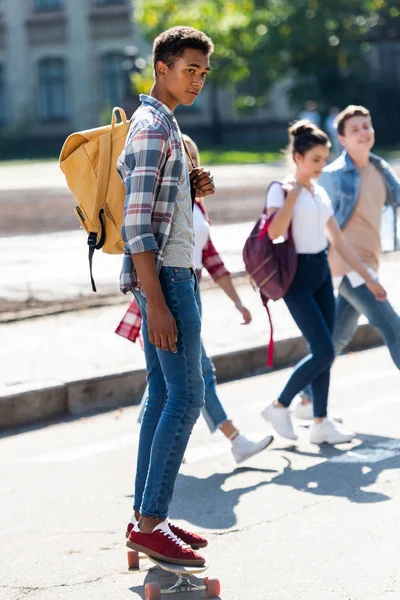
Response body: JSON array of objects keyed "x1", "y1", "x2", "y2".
[{"x1": 242, "y1": 182, "x2": 298, "y2": 366}]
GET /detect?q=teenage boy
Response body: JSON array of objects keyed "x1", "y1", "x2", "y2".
[
  {"x1": 117, "y1": 27, "x2": 215, "y2": 565},
  {"x1": 296, "y1": 105, "x2": 400, "y2": 420}
]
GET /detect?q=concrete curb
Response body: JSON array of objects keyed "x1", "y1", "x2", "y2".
[{"x1": 0, "y1": 323, "x2": 383, "y2": 431}]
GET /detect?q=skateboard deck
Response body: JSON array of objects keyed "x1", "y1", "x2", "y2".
[
  {"x1": 148, "y1": 554, "x2": 209, "y2": 574},
  {"x1": 127, "y1": 550, "x2": 220, "y2": 599}
]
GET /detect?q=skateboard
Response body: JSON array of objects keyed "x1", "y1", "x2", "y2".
[{"x1": 127, "y1": 550, "x2": 221, "y2": 599}]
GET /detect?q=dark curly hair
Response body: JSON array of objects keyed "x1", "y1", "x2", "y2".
[{"x1": 153, "y1": 26, "x2": 214, "y2": 71}]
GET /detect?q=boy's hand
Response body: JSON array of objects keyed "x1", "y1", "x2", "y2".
[
  {"x1": 190, "y1": 167, "x2": 215, "y2": 197},
  {"x1": 147, "y1": 302, "x2": 178, "y2": 352},
  {"x1": 366, "y1": 280, "x2": 387, "y2": 302}
]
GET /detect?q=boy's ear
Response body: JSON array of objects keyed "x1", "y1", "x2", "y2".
[
  {"x1": 155, "y1": 60, "x2": 168, "y2": 79},
  {"x1": 338, "y1": 134, "x2": 346, "y2": 146}
]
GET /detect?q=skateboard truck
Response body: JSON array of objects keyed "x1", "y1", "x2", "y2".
[
  {"x1": 149, "y1": 574, "x2": 204, "y2": 595},
  {"x1": 168, "y1": 574, "x2": 200, "y2": 592},
  {"x1": 144, "y1": 576, "x2": 220, "y2": 599}
]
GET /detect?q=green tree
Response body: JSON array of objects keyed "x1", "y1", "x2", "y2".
[{"x1": 133, "y1": 0, "x2": 399, "y2": 113}]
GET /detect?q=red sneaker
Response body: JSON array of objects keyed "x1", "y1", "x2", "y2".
[
  {"x1": 126, "y1": 521, "x2": 206, "y2": 566},
  {"x1": 166, "y1": 521, "x2": 208, "y2": 548},
  {"x1": 126, "y1": 517, "x2": 208, "y2": 548}
]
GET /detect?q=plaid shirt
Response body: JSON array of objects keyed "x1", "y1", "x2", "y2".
[
  {"x1": 115, "y1": 200, "x2": 230, "y2": 343},
  {"x1": 117, "y1": 94, "x2": 186, "y2": 293}
]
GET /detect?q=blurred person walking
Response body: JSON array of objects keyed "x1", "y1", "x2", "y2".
[
  {"x1": 299, "y1": 100, "x2": 321, "y2": 127},
  {"x1": 260, "y1": 121, "x2": 386, "y2": 444},
  {"x1": 324, "y1": 106, "x2": 341, "y2": 158},
  {"x1": 296, "y1": 105, "x2": 400, "y2": 419},
  {"x1": 117, "y1": 134, "x2": 274, "y2": 466}
]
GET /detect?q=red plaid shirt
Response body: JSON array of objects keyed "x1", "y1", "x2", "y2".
[{"x1": 115, "y1": 201, "x2": 230, "y2": 343}]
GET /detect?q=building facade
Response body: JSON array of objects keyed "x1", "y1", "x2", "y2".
[
  {"x1": 0, "y1": 0, "x2": 295, "y2": 142},
  {"x1": 0, "y1": 0, "x2": 139, "y2": 136},
  {"x1": 0, "y1": 1, "x2": 398, "y2": 145}
]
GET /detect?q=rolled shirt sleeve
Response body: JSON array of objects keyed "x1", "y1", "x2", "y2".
[{"x1": 122, "y1": 127, "x2": 167, "y2": 255}]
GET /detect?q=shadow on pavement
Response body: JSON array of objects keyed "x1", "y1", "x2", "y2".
[
  {"x1": 169, "y1": 466, "x2": 278, "y2": 529},
  {"x1": 269, "y1": 433, "x2": 400, "y2": 503},
  {"x1": 125, "y1": 434, "x2": 400, "y2": 537}
]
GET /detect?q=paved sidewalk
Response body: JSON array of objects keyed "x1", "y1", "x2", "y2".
[
  {"x1": 1, "y1": 253, "x2": 400, "y2": 427},
  {"x1": 1, "y1": 159, "x2": 399, "y2": 236},
  {"x1": 0, "y1": 221, "x2": 252, "y2": 311},
  {"x1": 0, "y1": 162, "x2": 287, "y2": 236},
  {"x1": 1, "y1": 212, "x2": 398, "y2": 318}
]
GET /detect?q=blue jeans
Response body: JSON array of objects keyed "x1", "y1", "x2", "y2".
[
  {"x1": 334, "y1": 276, "x2": 400, "y2": 367},
  {"x1": 279, "y1": 252, "x2": 336, "y2": 418},
  {"x1": 138, "y1": 287, "x2": 228, "y2": 433},
  {"x1": 133, "y1": 267, "x2": 204, "y2": 519},
  {"x1": 195, "y1": 286, "x2": 228, "y2": 432},
  {"x1": 303, "y1": 275, "x2": 400, "y2": 399}
]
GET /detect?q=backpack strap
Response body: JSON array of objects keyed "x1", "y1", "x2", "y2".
[
  {"x1": 87, "y1": 130, "x2": 111, "y2": 292},
  {"x1": 86, "y1": 107, "x2": 128, "y2": 292},
  {"x1": 182, "y1": 136, "x2": 195, "y2": 170},
  {"x1": 182, "y1": 136, "x2": 198, "y2": 208},
  {"x1": 261, "y1": 294, "x2": 274, "y2": 368},
  {"x1": 259, "y1": 182, "x2": 293, "y2": 367},
  {"x1": 263, "y1": 181, "x2": 293, "y2": 240}
]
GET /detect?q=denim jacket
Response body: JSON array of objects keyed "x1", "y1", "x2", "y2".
[{"x1": 319, "y1": 151, "x2": 400, "y2": 230}]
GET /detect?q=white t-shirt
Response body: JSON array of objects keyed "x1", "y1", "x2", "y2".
[
  {"x1": 193, "y1": 203, "x2": 211, "y2": 270},
  {"x1": 163, "y1": 151, "x2": 195, "y2": 268},
  {"x1": 265, "y1": 181, "x2": 333, "y2": 254}
]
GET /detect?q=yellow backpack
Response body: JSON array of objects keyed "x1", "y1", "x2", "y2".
[{"x1": 59, "y1": 107, "x2": 131, "y2": 291}]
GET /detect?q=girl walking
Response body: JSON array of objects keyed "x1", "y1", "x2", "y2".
[{"x1": 261, "y1": 121, "x2": 386, "y2": 444}]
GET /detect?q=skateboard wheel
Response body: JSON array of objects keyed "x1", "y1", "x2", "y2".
[
  {"x1": 145, "y1": 582, "x2": 161, "y2": 600},
  {"x1": 205, "y1": 577, "x2": 221, "y2": 597},
  {"x1": 127, "y1": 550, "x2": 139, "y2": 569}
]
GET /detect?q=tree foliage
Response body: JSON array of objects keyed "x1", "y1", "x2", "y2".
[{"x1": 133, "y1": 0, "x2": 399, "y2": 111}]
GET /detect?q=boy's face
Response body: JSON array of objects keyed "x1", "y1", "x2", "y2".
[
  {"x1": 339, "y1": 115, "x2": 375, "y2": 154},
  {"x1": 157, "y1": 48, "x2": 210, "y2": 108}
]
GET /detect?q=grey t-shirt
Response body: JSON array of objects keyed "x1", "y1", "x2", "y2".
[{"x1": 163, "y1": 149, "x2": 195, "y2": 269}]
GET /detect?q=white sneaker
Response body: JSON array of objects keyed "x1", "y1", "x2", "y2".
[
  {"x1": 261, "y1": 402, "x2": 298, "y2": 440},
  {"x1": 231, "y1": 433, "x2": 274, "y2": 464},
  {"x1": 293, "y1": 398, "x2": 343, "y2": 424},
  {"x1": 309, "y1": 418, "x2": 354, "y2": 445},
  {"x1": 294, "y1": 399, "x2": 313, "y2": 420}
]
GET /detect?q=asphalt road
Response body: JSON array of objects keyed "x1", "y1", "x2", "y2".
[{"x1": 1, "y1": 346, "x2": 400, "y2": 600}]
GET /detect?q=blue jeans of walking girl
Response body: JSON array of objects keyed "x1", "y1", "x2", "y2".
[
  {"x1": 278, "y1": 251, "x2": 336, "y2": 418},
  {"x1": 195, "y1": 285, "x2": 229, "y2": 432},
  {"x1": 133, "y1": 267, "x2": 204, "y2": 519}
]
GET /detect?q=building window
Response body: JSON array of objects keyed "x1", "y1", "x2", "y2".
[
  {"x1": 34, "y1": 0, "x2": 64, "y2": 10},
  {"x1": 38, "y1": 58, "x2": 68, "y2": 121},
  {"x1": 101, "y1": 53, "x2": 127, "y2": 108},
  {"x1": 0, "y1": 65, "x2": 5, "y2": 123},
  {"x1": 96, "y1": 0, "x2": 126, "y2": 6}
]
